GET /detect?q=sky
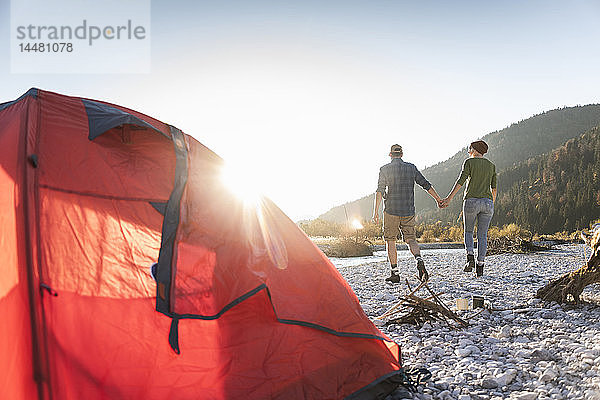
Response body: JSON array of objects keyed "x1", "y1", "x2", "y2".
[{"x1": 2, "y1": 0, "x2": 600, "y2": 221}]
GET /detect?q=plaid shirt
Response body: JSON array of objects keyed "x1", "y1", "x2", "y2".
[{"x1": 377, "y1": 158, "x2": 432, "y2": 217}]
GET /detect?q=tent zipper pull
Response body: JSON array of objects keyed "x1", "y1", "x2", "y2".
[
  {"x1": 28, "y1": 154, "x2": 39, "y2": 168},
  {"x1": 40, "y1": 283, "x2": 58, "y2": 297},
  {"x1": 168, "y1": 318, "x2": 181, "y2": 355}
]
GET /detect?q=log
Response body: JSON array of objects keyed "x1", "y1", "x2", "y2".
[
  {"x1": 536, "y1": 225, "x2": 600, "y2": 303},
  {"x1": 487, "y1": 236, "x2": 552, "y2": 256}
]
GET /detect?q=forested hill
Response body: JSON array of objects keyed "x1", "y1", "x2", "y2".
[
  {"x1": 493, "y1": 126, "x2": 600, "y2": 233},
  {"x1": 318, "y1": 104, "x2": 600, "y2": 228}
]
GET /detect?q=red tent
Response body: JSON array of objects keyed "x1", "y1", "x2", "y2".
[{"x1": 0, "y1": 89, "x2": 403, "y2": 400}]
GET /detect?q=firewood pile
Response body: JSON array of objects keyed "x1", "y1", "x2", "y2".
[{"x1": 376, "y1": 280, "x2": 468, "y2": 328}]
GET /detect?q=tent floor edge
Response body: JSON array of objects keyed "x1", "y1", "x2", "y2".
[{"x1": 344, "y1": 370, "x2": 405, "y2": 400}]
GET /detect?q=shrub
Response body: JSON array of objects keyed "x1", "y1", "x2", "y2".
[
  {"x1": 488, "y1": 223, "x2": 531, "y2": 241},
  {"x1": 323, "y1": 239, "x2": 373, "y2": 258},
  {"x1": 298, "y1": 218, "x2": 342, "y2": 237}
]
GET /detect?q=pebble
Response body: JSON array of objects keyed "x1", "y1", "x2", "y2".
[
  {"x1": 481, "y1": 378, "x2": 498, "y2": 389},
  {"x1": 539, "y1": 368, "x2": 558, "y2": 383},
  {"x1": 496, "y1": 326, "x2": 511, "y2": 339},
  {"x1": 512, "y1": 392, "x2": 538, "y2": 400},
  {"x1": 496, "y1": 369, "x2": 517, "y2": 387},
  {"x1": 330, "y1": 244, "x2": 600, "y2": 400}
]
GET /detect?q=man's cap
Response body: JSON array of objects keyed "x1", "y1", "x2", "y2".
[
  {"x1": 470, "y1": 140, "x2": 488, "y2": 155},
  {"x1": 390, "y1": 144, "x2": 403, "y2": 155}
]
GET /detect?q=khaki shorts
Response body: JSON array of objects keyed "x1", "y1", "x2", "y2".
[{"x1": 383, "y1": 212, "x2": 417, "y2": 242}]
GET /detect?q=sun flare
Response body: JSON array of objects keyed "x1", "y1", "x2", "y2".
[
  {"x1": 220, "y1": 161, "x2": 264, "y2": 205},
  {"x1": 351, "y1": 219, "x2": 364, "y2": 230}
]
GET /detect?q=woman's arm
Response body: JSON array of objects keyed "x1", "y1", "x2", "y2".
[{"x1": 443, "y1": 183, "x2": 463, "y2": 205}]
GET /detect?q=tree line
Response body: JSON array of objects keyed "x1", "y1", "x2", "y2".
[{"x1": 318, "y1": 104, "x2": 600, "y2": 233}]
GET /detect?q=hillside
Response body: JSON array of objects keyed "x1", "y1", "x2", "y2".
[
  {"x1": 319, "y1": 104, "x2": 600, "y2": 228},
  {"x1": 493, "y1": 126, "x2": 600, "y2": 233}
]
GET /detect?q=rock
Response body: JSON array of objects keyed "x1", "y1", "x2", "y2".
[
  {"x1": 456, "y1": 347, "x2": 473, "y2": 357},
  {"x1": 431, "y1": 346, "x2": 445, "y2": 356},
  {"x1": 541, "y1": 311, "x2": 556, "y2": 319},
  {"x1": 495, "y1": 369, "x2": 517, "y2": 387},
  {"x1": 509, "y1": 382, "x2": 524, "y2": 391},
  {"x1": 585, "y1": 389, "x2": 600, "y2": 400},
  {"x1": 530, "y1": 349, "x2": 553, "y2": 362},
  {"x1": 539, "y1": 368, "x2": 558, "y2": 383},
  {"x1": 512, "y1": 391, "x2": 538, "y2": 400},
  {"x1": 480, "y1": 378, "x2": 498, "y2": 389},
  {"x1": 465, "y1": 345, "x2": 481, "y2": 356},
  {"x1": 514, "y1": 349, "x2": 532, "y2": 359},
  {"x1": 496, "y1": 326, "x2": 511, "y2": 339},
  {"x1": 458, "y1": 395, "x2": 471, "y2": 400}
]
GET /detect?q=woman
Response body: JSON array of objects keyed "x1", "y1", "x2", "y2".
[{"x1": 443, "y1": 140, "x2": 497, "y2": 277}]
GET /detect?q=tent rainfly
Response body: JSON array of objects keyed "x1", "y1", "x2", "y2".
[{"x1": 0, "y1": 89, "x2": 404, "y2": 400}]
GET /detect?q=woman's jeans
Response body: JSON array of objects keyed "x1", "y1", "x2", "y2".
[{"x1": 463, "y1": 198, "x2": 494, "y2": 263}]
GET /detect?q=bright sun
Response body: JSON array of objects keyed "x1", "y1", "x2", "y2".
[{"x1": 220, "y1": 161, "x2": 264, "y2": 205}]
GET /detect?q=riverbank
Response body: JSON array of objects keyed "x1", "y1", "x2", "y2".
[{"x1": 331, "y1": 244, "x2": 600, "y2": 400}]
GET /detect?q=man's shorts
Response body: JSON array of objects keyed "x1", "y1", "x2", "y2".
[{"x1": 383, "y1": 212, "x2": 417, "y2": 242}]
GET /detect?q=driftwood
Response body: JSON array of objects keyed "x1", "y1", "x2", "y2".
[
  {"x1": 536, "y1": 225, "x2": 600, "y2": 304},
  {"x1": 487, "y1": 236, "x2": 552, "y2": 256},
  {"x1": 377, "y1": 280, "x2": 468, "y2": 328}
]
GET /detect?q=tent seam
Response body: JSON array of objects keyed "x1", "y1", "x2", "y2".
[
  {"x1": 165, "y1": 283, "x2": 393, "y2": 343},
  {"x1": 39, "y1": 184, "x2": 168, "y2": 203}
]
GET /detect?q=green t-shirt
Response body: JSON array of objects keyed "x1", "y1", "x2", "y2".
[{"x1": 456, "y1": 157, "x2": 497, "y2": 199}]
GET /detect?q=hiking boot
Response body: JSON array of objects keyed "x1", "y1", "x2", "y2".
[
  {"x1": 416, "y1": 259, "x2": 429, "y2": 282},
  {"x1": 475, "y1": 263, "x2": 484, "y2": 277},
  {"x1": 464, "y1": 254, "x2": 475, "y2": 272},
  {"x1": 385, "y1": 272, "x2": 400, "y2": 284}
]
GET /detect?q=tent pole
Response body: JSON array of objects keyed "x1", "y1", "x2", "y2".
[{"x1": 22, "y1": 100, "x2": 49, "y2": 400}]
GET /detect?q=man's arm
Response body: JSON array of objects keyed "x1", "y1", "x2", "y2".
[
  {"x1": 373, "y1": 191, "x2": 383, "y2": 223},
  {"x1": 492, "y1": 187, "x2": 497, "y2": 203},
  {"x1": 427, "y1": 187, "x2": 444, "y2": 208},
  {"x1": 373, "y1": 167, "x2": 387, "y2": 223},
  {"x1": 415, "y1": 168, "x2": 444, "y2": 208}
]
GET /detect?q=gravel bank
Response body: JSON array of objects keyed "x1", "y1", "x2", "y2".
[{"x1": 332, "y1": 244, "x2": 600, "y2": 400}]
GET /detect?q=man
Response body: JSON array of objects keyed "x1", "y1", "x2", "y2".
[{"x1": 373, "y1": 144, "x2": 444, "y2": 283}]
